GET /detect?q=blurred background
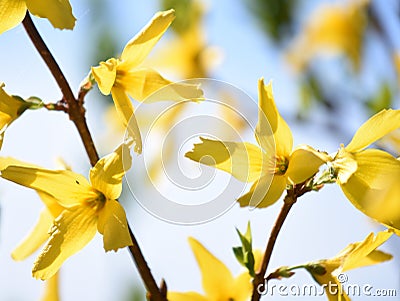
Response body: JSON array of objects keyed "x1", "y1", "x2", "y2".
[{"x1": 0, "y1": 0, "x2": 399, "y2": 300}]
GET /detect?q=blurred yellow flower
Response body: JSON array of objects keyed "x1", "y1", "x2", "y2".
[
  {"x1": 168, "y1": 237, "x2": 253, "y2": 301},
  {"x1": 331, "y1": 109, "x2": 400, "y2": 231},
  {"x1": 91, "y1": 9, "x2": 203, "y2": 154},
  {"x1": 186, "y1": 78, "x2": 329, "y2": 208},
  {"x1": 287, "y1": 0, "x2": 368, "y2": 72},
  {"x1": 0, "y1": 83, "x2": 41, "y2": 149},
  {"x1": 0, "y1": 142, "x2": 133, "y2": 280},
  {"x1": 149, "y1": 4, "x2": 220, "y2": 79},
  {"x1": 0, "y1": 0, "x2": 76, "y2": 34},
  {"x1": 304, "y1": 230, "x2": 392, "y2": 301}
]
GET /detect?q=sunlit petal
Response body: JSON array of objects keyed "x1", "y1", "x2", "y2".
[
  {"x1": 120, "y1": 9, "x2": 175, "y2": 69},
  {"x1": 32, "y1": 206, "x2": 97, "y2": 280},
  {"x1": 0, "y1": 0, "x2": 26, "y2": 34},
  {"x1": 91, "y1": 58, "x2": 118, "y2": 95},
  {"x1": 90, "y1": 142, "x2": 132, "y2": 200},
  {"x1": 97, "y1": 199, "x2": 132, "y2": 251},
  {"x1": 346, "y1": 109, "x2": 400, "y2": 152},
  {"x1": 12, "y1": 209, "x2": 53, "y2": 261},
  {"x1": 237, "y1": 174, "x2": 285, "y2": 208},
  {"x1": 26, "y1": 0, "x2": 76, "y2": 30},
  {"x1": 185, "y1": 137, "x2": 266, "y2": 183}
]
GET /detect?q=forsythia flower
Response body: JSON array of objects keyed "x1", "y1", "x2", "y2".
[
  {"x1": 304, "y1": 230, "x2": 392, "y2": 301},
  {"x1": 331, "y1": 109, "x2": 400, "y2": 231},
  {"x1": 0, "y1": 142, "x2": 133, "y2": 280},
  {"x1": 91, "y1": 9, "x2": 203, "y2": 154},
  {"x1": 286, "y1": 0, "x2": 368, "y2": 72},
  {"x1": 0, "y1": 83, "x2": 41, "y2": 149},
  {"x1": 0, "y1": 0, "x2": 76, "y2": 34},
  {"x1": 186, "y1": 78, "x2": 329, "y2": 208},
  {"x1": 168, "y1": 237, "x2": 253, "y2": 301}
]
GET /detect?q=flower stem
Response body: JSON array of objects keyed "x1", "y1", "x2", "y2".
[
  {"x1": 251, "y1": 191, "x2": 297, "y2": 301},
  {"x1": 22, "y1": 12, "x2": 167, "y2": 301}
]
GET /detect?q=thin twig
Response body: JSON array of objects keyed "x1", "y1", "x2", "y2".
[
  {"x1": 251, "y1": 191, "x2": 297, "y2": 301},
  {"x1": 22, "y1": 12, "x2": 167, "y2": 301},
  {"x1": 22, "y1": 11, "x2": 99, "y2": 166}
]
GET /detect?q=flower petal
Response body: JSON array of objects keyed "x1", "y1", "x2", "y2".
[
  {"x1": 255, "y1": 78, "x2": 293, "y2": 157},
  {"x1": 41, "y1": 272, "x2": 60, "y2": 301},
  {"x1": 185, "y1": 137, "x2": 266, "y2": 183},
  {"x1": 90, "y1": 142, "x2": 132, "y2": 200},
  {"x1": 168, "y1": 292, "x2": 207, "y2": 301},
  {"x1": 26, "y1": 0, "x2": 76, "y2": 30},
  {"x1": 340, "y1": 149, "x2": 400, "y2": 230},
  {"x1": 119, "y1": 68, "x2": 203, "y2": 102},
  {"x1": 340, "y1": 230, "x2": 393, "y2": 272},
  {"x1": 110, "y1": 87, "x2": 143, "y2": 154},
  {"x1": 0, "y1": 0, "x2": 26, "y2": 35},
  {"x1": 32, "y1": 206, "x2": 97, "y2": 280},
  {"x1": 0, "y1": 158, "x2": 97, "y2": 207},
  {"x1": 346, "y1": 109, "x2": 400, "y2": 152},
  {"x1": 91, "y1": 58, "x2": 118, "y2": 95},
  {"x1": 97, "y1": 199, "x2": 132, "y2": 251},
  {"x1": 237, "y1": 174, "x2": 285, "y2": 208},
  {"x1": 188, "y1": 237, "x2": 234, "y2": 299},
  {"x1": 286, "y1": 145, "x2": 329, "y2": 184},
  {"x1": 12, "y1": 209, "x2": 53, "y2": 261},
  {"x1": 230, "y1": 272, "x2": 252, "y2": 301},
  {"x1": 120, "y1": 9, "x2": 175, "y2": 69}
]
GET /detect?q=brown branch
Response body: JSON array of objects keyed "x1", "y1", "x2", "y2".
[
  {"x1": 251, "y1": 191, "x2": 297, "y2": 301},
  {"x1": 22, "y1": 12, "x2": 167, "y2": 301},
  {"x1": 22, "y1": 11, "x2": 99, "y2": 166}
]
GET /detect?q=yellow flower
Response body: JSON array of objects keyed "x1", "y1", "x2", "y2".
[
  {"x1": 0, "y1": 142, "x2": 133, "y2": 280},
  {"x1": 287, "y1": 0, "x2": 368, "y2": 72},
  {"x1": 0, "y1": 83, "x2": 41, "y2": 149},
  {"x1": 168, "y1": 237, "x2": 253, "y2": 301},
  {"x1": 304, "y1": 230, "x2": 392, "y2": 301},
  {"x1": 331, "y1": 109, "x2": 400, "y2": 231},
  {"x1": 0, "y1": 0, "x2": 76, "y2": 34},
  {"x1": 149, "y1": 3, "x2": 219, "y2": 79},
  {"x1": 186, "y1": 78, "x2": 329, "y2": 208},
  {"x1": 91, "y1": 9, "x2": 203, "y2": 154}
]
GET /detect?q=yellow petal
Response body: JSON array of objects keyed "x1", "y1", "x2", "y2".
[
  {"x1": 230, "y1": 272, "x2": 252, "y2": 301},
  {"x1": 185, "y1": 138, "x2": 266, "y2": 183},
  {"x1": 256, "y1": 78, "x2": 293, "y2": 157},
  {"x1": 286, "y1": 145, "x2": 329, "y2": 184},
  {"x1": 37, "y1": 191, "x2": 65, "y2": 218},
  {"x1": 340, "y1": 149, "x2": 400, "y2": 229},
  {"x1": 91, "y1": 58, "x2": 118, "y2": 95},
  {"x1": 332, "y1": 147, "x2": 358, "y2": 184},
  {"x1": 41, "y1": 272, "x2": 60, "y2": 301},
  {"x1": 32, "y1": 206, "x2": 97, "y2": 280},
  {"x1": 110, "y1": 87, "x2": 143, "y2": 154},
  {"x1": 118, "y1": 68, "x2": 203, "y2": 102},
  {"x1": 120, "y1": 9, "x2": 175, "y2": 69},
  {"x1": 0, "y1": 158, "x2": 97, "y2": 207},
  {"x1": 90, "y1": 142, "x2": 132, "y2": 200},
  {"x1": 0, "y1": 83, "x2": 29, "y2": 149},
  {"x1": 97, "y1": 199, "x2": 132, "y2": 251},
  {"x1": 340, "y1": 230, "x2": 393, "y2": 272},
  {"x1": 167, "y1": 292, "x2": 207, "y2": 301},
  {"x1": 0, "y1": 0, "x2": 26, "y2": 34},
  {"x1": 237, "y1": 174, "x2": 285, "y2": 208},
  {"x1": 346, "y1": 109, "x2": 400, "y2": 152},
  {"x1": 26, "y1": 0, "x2": 76, "y2": 30},
  {"x1": 188, "y1": 237, "x2": 234, "y2": 299},
  {"x1": 12, "y1": 209, "x2": 53, "y2": 261}
]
